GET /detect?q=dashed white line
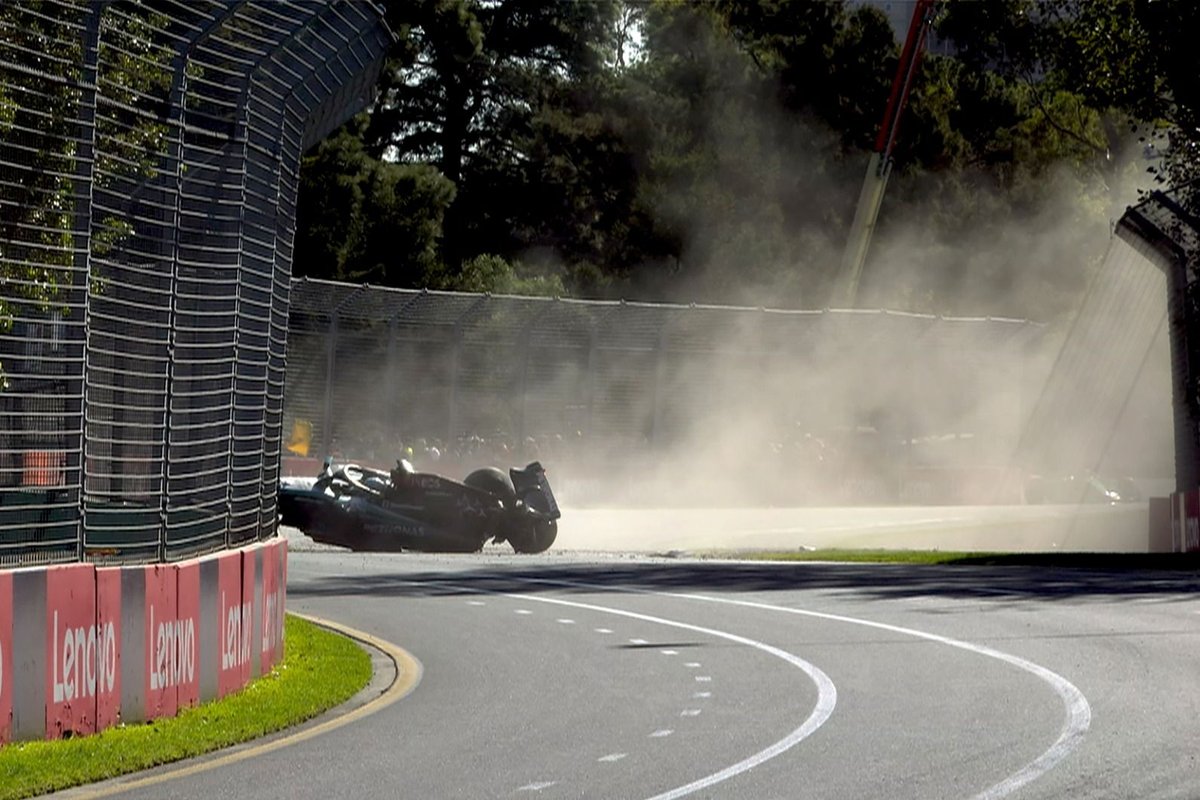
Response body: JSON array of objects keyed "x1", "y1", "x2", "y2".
[
  {"x1": 694, "y1": 676, "x2": 711, "y2": 682},
  {"x1": 693, "y1": 691, "x2": 712, "y2": 698},
  {"x1": 415, "y1": 577, "x2": 837, "y2": 800},
  {"x1": 629, "y1": 638, "x2": 648, "y2": 645},
  {"x1": 649, "y1": 729, "x2": 674, "y2": 738},
  {"x1": 557, "y1": 618, "x2": 576, "y2": 624},
  {"x1": 598, "y1": 753, "x2": 627, "y2": 762},
  {"x1": 610, "y1": 583, "x2": 1091, "y2": 800},
  {"x1": 518, "y1": 781, "x2": 558, "y2": 792},
  {"x1": 680, "y1": 709, "x2": 702, "y2": 717},
  {"x1": 466, "y1": 600, "x2": 486, "y2": 606},
  {"x1": 660, "y1": 649, "x2": 678, "y2": 656},
  {"x1": 517, "y1": 575, "x2": 1092, "y2": 800},
  {"x1": 594, "y1": 627, "x2": 613, "y2": 634},
  {"x1": 684, "y1": 662, "x2": 701, "y2": 668},
  {"x1": 515, "y1": 609, "x2": 533, "y2": 615}
]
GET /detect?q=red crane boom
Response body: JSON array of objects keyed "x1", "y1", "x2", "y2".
[{"x1": 837, "y1": 0, "x2": 938, "y2": 307}]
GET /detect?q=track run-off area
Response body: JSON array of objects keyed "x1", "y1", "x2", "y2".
[{"x1": 89, "y1": 505, "x2": 1200, "y2": 799}]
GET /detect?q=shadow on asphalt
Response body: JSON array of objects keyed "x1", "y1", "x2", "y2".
[{"x1": 288, "y1": 557, "x2": 1200, "y2": 605}]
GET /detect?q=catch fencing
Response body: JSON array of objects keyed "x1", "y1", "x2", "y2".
[
  {"x1": 1015, "y1": 228, "x2": 1170, "y2": 481},
  {"x1": 284, "y1": 278, "x2": 1047, "y2": 503},
  {"x1": 0, "y1": 1, "x2": 392, "y2": 566},
  {"x1": 1116, "y1": 182, "x2": 1200, "y2": 493}
]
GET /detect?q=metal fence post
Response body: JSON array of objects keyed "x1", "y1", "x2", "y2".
[
  {"x1": 225, "y1": 82, "x2": 253, "y2": 548},
  {"x1": 68, "y1": 4, "x2": 103, "y2": 561},
  {"x1": 259, "y1": 94, "x2": 292, "y2": 540},
  {"x1": 155, "y1": 38, "x2": 196, "y2": 563}
]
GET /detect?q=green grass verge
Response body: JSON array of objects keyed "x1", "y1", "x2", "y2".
[
  {"x1": 0, "y1": 614, "x2": 372, "y2": 800},
  {"x1": 704, "y1": 548, "x2": 1200, "y2": 569}
]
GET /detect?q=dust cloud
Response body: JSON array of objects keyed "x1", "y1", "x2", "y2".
[
  {"x1": 297, "y1": 17, "x2": 1176, "y2": 555},
  {"x1": 533, "y1": 23, "x2": 1175, "y2": 538},
  {"x1": 535, "y1": 110, "x2": 1171, "y2": 522}
]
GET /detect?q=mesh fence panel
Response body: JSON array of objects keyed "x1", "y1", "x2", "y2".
[
  {"x1": 1015, "y1": 235, "x2": 1169, "y2": 481},
  {"x1": 0, "y1": 1, "x2": 391, "y2": 566},
  {"x1": 1116, "y1": 183, "x2": 1200, "y2": 492},
  {"x1": 283, "y1": 279, "x2": 1046, "y2": 498}
]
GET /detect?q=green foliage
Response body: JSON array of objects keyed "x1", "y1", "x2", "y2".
[
  {"x1": 295, "y1": 124, "x2": 372, "y2": 279},
  {"x1": 352, "y1": 161, "x2": 457, "y2": 286},
  {"x1": 290, "y1": 0, "x2": 1197, "y2": 319},
  {"x1": 0, "y1": 1, "x2": 87, "y2": 388},
  {"x1": 1, "y1": 0, "x2": 1192, "y2": 328},
  {"x1": 95, "y1": 4, "x2": 173, "y2": 186},
  {"x1": 939, "y1": 0, "x2": 1199, "y2": 187},
  {"x1": 0, "y1": 1, "x2": 180, "y2": 387},
  {"x1": 1131, "y1": 0, "x2": 1200, "y2": 188},
  {"x1": 442, "y1": 253, "x2": 566, "y2": 297},
  {"x1": 295, "y1": 120, "x2": 457, "y2": 287}
]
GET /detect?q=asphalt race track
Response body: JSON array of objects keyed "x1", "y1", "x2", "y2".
[{"x1": 94, "y1": 508, "x2": 1200, "y2": 800}]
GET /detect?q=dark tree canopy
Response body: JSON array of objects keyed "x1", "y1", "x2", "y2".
[{"x1": 294, "y1": 0, "x2": 1199, "y2": 320}]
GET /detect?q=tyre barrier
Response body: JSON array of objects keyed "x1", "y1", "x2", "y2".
[{"x1": 0, "y1": 538, "x2": 287, "y2": 744}]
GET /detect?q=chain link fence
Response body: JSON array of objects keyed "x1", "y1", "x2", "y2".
[
  {"x1": 0, "y1": 0, "x2": 391, "y2": 566},
  {"x1": 1013, "y1": 184, "x2": 1200, "y2": 496},
  {"x1": 1015, "y1": 226, "x2": 1170, "y2": 483},
  {"x1": 283, "y1": 278, "x2": 1049, "y2": 505},
  {"x1": 1116, "y1": 182, "x2": 1200, "y2": 492}
]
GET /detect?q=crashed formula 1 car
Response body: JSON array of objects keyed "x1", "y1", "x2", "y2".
[{"x1": 278, "y1": 458, "x2": 560, "y2": 554}]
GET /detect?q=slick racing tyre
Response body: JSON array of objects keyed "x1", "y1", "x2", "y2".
[
  {"x1": 464, "y1": 467, "x2": 515, "y2": 502},
  {"x1": 509, "y1": 518, "x2": 557, "y2": 554}
]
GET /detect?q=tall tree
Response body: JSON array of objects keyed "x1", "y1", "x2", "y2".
[
  {"x1": 938, "y1": 0, "x2": 1199, "y2": 197},
  {"x1": 1130, "y1": 0, "x2": 1200, "y2": 191},
  {"x1": 366, "y1": 0, "x2": 620, "y2": 270},
  {"x1": 291, "y1": 0, "x2": 1196, "y2": 316},
  {"x1": 295, "y1": 119, "x2": 456, "y2": 287},
  {"x1": 605, "y1": 0, "x2": 905, "y2": 305}
]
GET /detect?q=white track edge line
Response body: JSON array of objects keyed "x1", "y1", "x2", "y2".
[
  {"x1": 419, "y1": 578, "x2": 837, "y2": 800},
  {"x1": 527, "y1": 577, "x2": 1091, "y2": 800}
]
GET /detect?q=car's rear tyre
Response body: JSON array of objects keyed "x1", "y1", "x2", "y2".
[{"x1": 464, "y1": 467, "x2": 515, "y2": 501}]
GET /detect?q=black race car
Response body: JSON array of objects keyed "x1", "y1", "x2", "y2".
[{"x1": 278, "y1": 458, "x2": 560, "y2": 554}]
